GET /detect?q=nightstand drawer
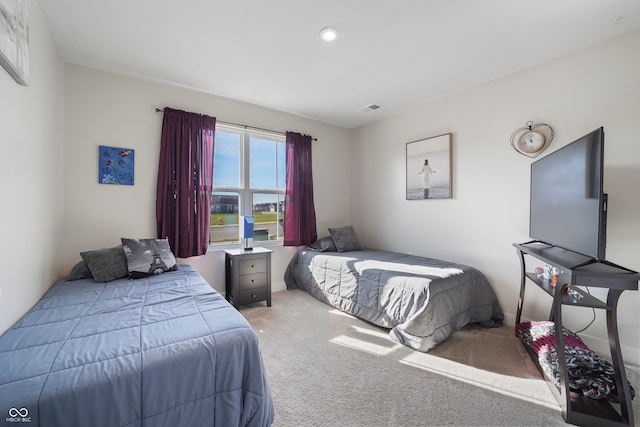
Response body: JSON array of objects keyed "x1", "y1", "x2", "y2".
[
  {"x1": 238, "y1": 287, "x2": 268, "y2": 305},
  {"x1": 239, "y1": 272, "x2": 267, "y2": 290},
  {"x1": 239, "y1": 258, "x2": 267, "y2": 275}
]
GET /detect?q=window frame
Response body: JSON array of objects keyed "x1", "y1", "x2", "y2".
[{"x1": 210, "y1": 123, "x2": 286, "y2": 248}]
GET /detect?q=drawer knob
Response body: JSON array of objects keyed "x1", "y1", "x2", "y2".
[{"x1": 252, "y1": 294, "x2": 256, "y2": 298}]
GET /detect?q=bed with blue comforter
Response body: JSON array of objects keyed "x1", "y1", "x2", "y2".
[{"x1": 0, "y1": 264, "x2": 273, "y2": 427}]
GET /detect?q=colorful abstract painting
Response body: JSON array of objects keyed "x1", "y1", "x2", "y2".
[{"x1": 99, "y1": 145, "x2": 135, "y2": 185}]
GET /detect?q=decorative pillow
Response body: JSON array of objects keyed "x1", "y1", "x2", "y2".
[
  {"x1": 121, "y1": 238, "x2": 177, "y2": 279},
  {"x1": 67, "y1": 260, "x2": 93, "y2": 281},
  {"x1": 80, "y1": 246, "x2": 129, "y2": 282},
  {"x1": 307, "y1": 236, "x2": 337, "y2": 252},
  {"x1": 328, "y1": 225, "x2": 363, "y2": 252}
]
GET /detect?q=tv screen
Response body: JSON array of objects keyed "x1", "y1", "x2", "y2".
[{"x1": 529, "y1": 127, "x2": 607, "y2": 260}]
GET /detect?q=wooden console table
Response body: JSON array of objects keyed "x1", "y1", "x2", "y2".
[{"x1": 514, "y1": 241, "x2": 638, "y2": 427}]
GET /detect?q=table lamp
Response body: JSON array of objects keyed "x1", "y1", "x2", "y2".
[{"x1": 239, "y1": 216, "x2": 254, "y2": 251}]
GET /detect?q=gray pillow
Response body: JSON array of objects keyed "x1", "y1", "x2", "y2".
[
  {"x1": 67, "y1": 260, "x2": 93, "y2": 281},
  {"x1": 80, "y1": 245, "x2": 129, "y2": 282},
  {"x1": 328, "y1": 225, "x2": 363, "y2": 252},
  {"x1": 308, "y1": 236, "x2": 337, "y2": 252},
  {"x1": 121, "y1": 238, "x2": 177, "y2": 279}
]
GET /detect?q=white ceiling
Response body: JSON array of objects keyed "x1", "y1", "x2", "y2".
[{"x1": 38, "y1": 0, "x2": 640, "y2": 129}]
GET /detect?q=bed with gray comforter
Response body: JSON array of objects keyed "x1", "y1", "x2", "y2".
[
  {"x1": 285, "y1": 248, "x2": 504, "y2": 352},
  {"x1": 0, "y1": 264, "x2": 273, "y2": 427}
]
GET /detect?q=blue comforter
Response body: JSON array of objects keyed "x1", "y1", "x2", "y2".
[{"x1": 0, "y1": 265, "x2": 273, "y2": 427}]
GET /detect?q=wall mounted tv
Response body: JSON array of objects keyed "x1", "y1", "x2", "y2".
[{"x1": 529, "y1": 127, "x2": 607, "y2": 260}]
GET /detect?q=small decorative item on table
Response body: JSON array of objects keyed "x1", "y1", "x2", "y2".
[
  {"x1": 239, "y1": 215, "x2": 254, "y2": 251},
  {"x1": 551, "y1": 267, "x2": 560, "y2": 286},
  {"x1": 538, "y1": 264, "x2": 553, "y2": 286}
]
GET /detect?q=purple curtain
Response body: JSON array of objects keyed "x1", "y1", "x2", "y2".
[
  {"x1": 156, "y1": 107, "x2": 216, "y2": 257},
  {"x1": 284, "y1": 131, "x2": 317, "y2": 246}
]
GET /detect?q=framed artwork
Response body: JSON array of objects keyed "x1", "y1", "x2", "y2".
[
  {"x1": 99, "y1": 145, "x2": 135, "y2": 185},
  {"x1": 406, "y1": 133, "x2": 452, "y2": 200},
  {"x1": 0, "y1": 0, "x2": 29, "y2": 86}
]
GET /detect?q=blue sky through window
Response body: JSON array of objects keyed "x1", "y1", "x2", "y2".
[
  {"x1": 250, "y1": 137, "x2": 285, "y2": 190},
  {"x1": 250, "y1": 137, "x2": 276, "y2": 189},
  {"x1": 213, "y1": 131, "x2": 284, "y2": 188},
  {"x1": 213, "y1": 131, "x2": 240, "y2": 187}
]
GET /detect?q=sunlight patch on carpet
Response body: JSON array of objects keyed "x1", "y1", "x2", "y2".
[
  {"x1": 351, "y1": 325, "x2": 389, "y2": 339},
  {"x1": 399, "y1": 352, "x2": 559, "y2": 410},
  {"x1": 328, "y1": 309, "x2": 357, "y2": 319},
  {"x1": 330, "y1": 335, "x2": 404, "y2": 356},
  {"x1": 330, "y1": 325, "x2": 404, "y2": 356}
]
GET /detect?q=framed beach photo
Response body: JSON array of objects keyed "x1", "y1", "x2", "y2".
[
  {"x1": 406, "y1": 133, "x2": 452, "y2": 200},
  {"x1": 99, "y1": 145, "x2": 135, "y2": 185},
  {"x1": 0, "y1": 0, "x2": 29, "y2": 86}
]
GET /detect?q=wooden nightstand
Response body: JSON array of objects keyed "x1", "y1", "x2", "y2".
[{"x1": 224, "y1": 247, "x2": 272, "y2": 309}]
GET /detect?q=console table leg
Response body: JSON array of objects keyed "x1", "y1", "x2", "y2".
[
  {"x1": 606, "y1": 289, "x2": 633, "y2": 426},
  {"x1": 516, "y1": 249, "x2": 526, "y2": 325}
]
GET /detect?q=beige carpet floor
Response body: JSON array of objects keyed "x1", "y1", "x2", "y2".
[{"x1": 242, "y1": 289, "x2": 639, "y2": 427}]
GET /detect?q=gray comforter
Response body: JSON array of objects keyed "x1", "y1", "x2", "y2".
[
  {"x1": 285, "y1": 249, "x2": 503, "y2": 352},
  {"x1": 0, "y1": 264, "x2": 273, "y2": 427}
]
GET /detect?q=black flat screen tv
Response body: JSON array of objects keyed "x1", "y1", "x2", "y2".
[{"x1": 529, "y1": 127, "x2": 607, "y2": 260}]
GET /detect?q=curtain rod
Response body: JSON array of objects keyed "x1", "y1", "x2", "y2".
[{"x1": 155, "y1": 108, "x2": 317, "y2": 141}]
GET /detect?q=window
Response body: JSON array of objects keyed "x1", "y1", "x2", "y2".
[{"x1": 210, "y1": 124, "x2": 286, "y2": 246}]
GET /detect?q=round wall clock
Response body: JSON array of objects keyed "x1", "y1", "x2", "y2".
[
  {"x1": 510, "y1": 121, "x2": 554, "y2": 158},
  {"x1": 518, "y1": 129, "x2": 545, "y2": 153}
]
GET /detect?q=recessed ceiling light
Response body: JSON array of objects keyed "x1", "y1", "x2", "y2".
[{"x1": 319, "y1": 27, "x2": 339, "y2": 42}]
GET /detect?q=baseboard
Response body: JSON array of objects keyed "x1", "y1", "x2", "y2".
[{"x1": 272, "y1": 280, "x2": 286, "y2": 293}]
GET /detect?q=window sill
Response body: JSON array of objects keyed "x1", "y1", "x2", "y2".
[{"x1": 207, "y1": 241, "x2": 284, "y2": 253}]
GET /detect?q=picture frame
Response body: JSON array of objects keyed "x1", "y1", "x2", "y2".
[
  {"x1": 406, "y1": 133, "x2": 452, "y2": 200},
  {"x1": 99, "y1": 145, "x2": 135, "y2": 186},
  {"x1": 0, "y1": 0, "x2": 29, "y2": 86}
]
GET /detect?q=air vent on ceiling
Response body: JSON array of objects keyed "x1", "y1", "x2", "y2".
[{"x1": 358, "y1": 103, "x2": 383, "y2": 113}]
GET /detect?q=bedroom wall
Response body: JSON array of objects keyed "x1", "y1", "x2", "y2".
[
  {"x1": 62, "y1": 64, "x2": 352, "y2": 295},
  {"x1": 0, "y1": 0, "x2": 65, "y2": 334},
  {"x1": 350, "y1": 30, "x2": 640, "y2": 366}
]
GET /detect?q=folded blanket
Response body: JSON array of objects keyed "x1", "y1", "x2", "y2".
[{"x1": 515, "y1": 321, "x2": 635, "y2": 403}]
